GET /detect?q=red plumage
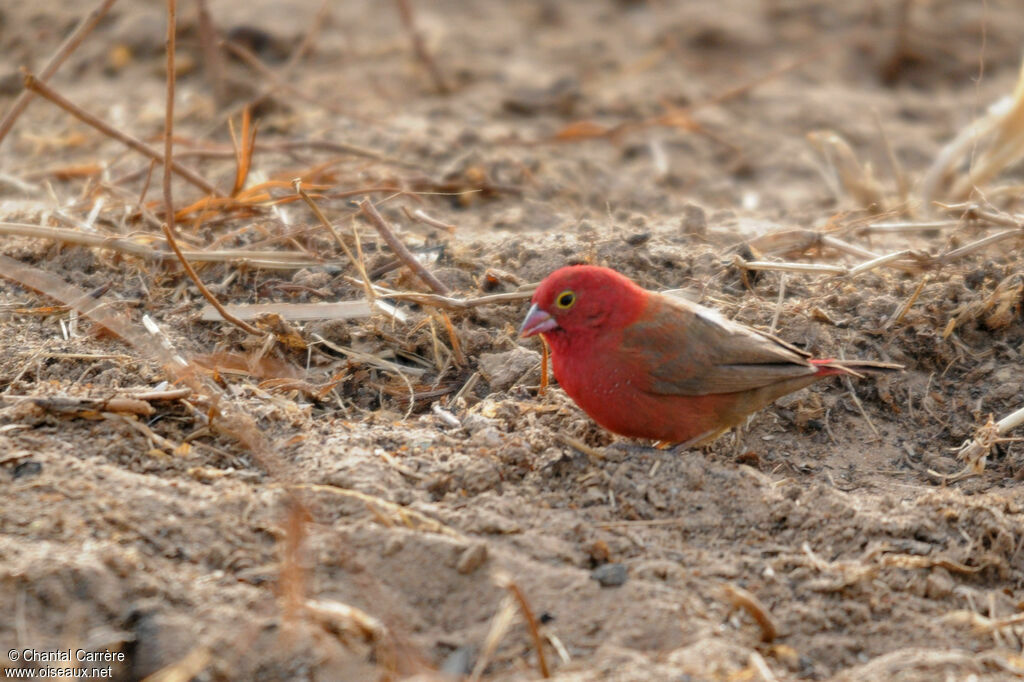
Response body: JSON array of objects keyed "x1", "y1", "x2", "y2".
[{"x1": 520, "y1": 265, "x2": 901, "y2": 446}]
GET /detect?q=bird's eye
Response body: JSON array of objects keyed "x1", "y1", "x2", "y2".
[{"x1": 555, "y1": 290, "x2": 576, "y2": 309}]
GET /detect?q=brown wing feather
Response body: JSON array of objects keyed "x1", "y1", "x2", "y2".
[{"x1": 618, "y1": 292, "x2": 817, "y2": 396}]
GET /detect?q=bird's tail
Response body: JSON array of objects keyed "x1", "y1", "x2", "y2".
[{"x1": 811, "y1": 358, "x2": 904, "y2": 378}]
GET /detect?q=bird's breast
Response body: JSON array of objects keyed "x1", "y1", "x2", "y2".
[
  {"x1": 551, "y1": 339, "x2": 651, "y2": 428},
  {"x1": 548, "y1": 335, "x2": 734, "y2": 443}
]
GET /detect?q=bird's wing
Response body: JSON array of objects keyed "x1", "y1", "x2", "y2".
[{"x1": 618, "y1": 292, "x2": 817, "y2": 396}]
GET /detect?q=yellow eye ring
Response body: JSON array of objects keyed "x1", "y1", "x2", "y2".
[{"x1": 555, "y1": 290, "x2": 576, "y2": 309}]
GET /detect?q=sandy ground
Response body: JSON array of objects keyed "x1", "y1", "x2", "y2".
[{"x1": 1, "y1": 1, "x2": 1024, "y2": 680}]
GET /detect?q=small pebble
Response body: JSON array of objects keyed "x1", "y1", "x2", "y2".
[
  {"x1": 12, "y1": 460, "x2": 42, "y2": 479},
  {"x1": 591, "y1": 563, "x2": 628, "y2": 587},
  {"x1": 925, "y1": 568, "x2": 954, "y2": 599},
  {"x1": 679, "y1": 203, "x2": 707, "y2": 235},
  {"x1": 440, "y1": 646, "x2": 474, "y2": 675},
  {"x1": 456, "y1": 542, "x2": 488, "y2": 574}
]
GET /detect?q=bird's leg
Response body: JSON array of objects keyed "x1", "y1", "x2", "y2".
[{"x1": 732, "y1": 422, "x2": 746, "y2": 457}]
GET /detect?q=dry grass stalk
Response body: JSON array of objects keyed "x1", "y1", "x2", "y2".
[
  {"x1": 106, "y1": 410, "x2": 189, "y2": 455},
  {"x1": 884, "y1": 276, "x2": 928, "y2": 329},
  {"x1": 744, "y1": 228, "x2": 833, "y2": 256},
  {"x1": 431, "y1": 402, "x2": 461, "y2": 427},
  {"x1": 555, "y1": 433, "x2": 605, "y2": 462},
  {"x1": 394, "y1": 0, "x2": 450, "y2": 94},
  {"x1": 734, "y1": 258, "x2": 847, "y2": 275},
  {"x1": 125, "y1": 387, "x2": 193, "y2": 401},
  {"x1": 878, "y1": 553, "x2": 987, "y2": 575},
  {"x1": 199, "y1": 301, "x2": 372, "y2": 322},
  {"x1": 342, "y1": 277, "x2": 534, "y2": 311},
  {"x1": 438, "y1": 311, "x2": 465, "y2": 367},
  {"x1": 820, "y1": 234, "x2": 881, "y2": 260},
  {"x1": 21, "y1": 72, "x2": 221, "y2": 196},
  {"x1": 807, "y1": 130, "x2": 885, "y2": 208},
  {"x1": 0, "y1": 0, "x2": 118, "y2": 148},
  {"x1": 452, "y1": 371, "x2": 480, "y2": 406},
  {"x1": 860, "y1": 220, "x2": 962, "y2": 233},
  {"x1": 161, "y1": 22, "x2": 266, "y2": 343},
  {"x1": 539, "y1": 335, "x2": 550, "y2": 395},
  {"x1": 769, "y1": 273, "x2": 786, "y2": 334},
  {"x1": 280, "y1": 497, "x2": 311, "y2": 624},
  {"x1": 940, "y1": 228, "x2": 1024, "y2": 263},
  {"x1": 496, "y1": 574, "x2": 551, "y2": 678},
  {"x1": 942, "y1": 61, "x2": 1024, "y2": 201},
  {"x1": 799, "y1": 542, "x2": 877, "y2": 588},
  {"x1": 721, "y1": 583, "x2": 779, "y2": 643},
  {"x1": 294, "y1": 181, "x2": 375, "y2": 301},
  {"x1": 163, "y1": 0, "x2": 178, "y2": 243},
  {"x1": 929, "y1": 59, "x2": 1024, "y2": 205},
  {"x1": 20, "y1": 395, "x2": 154, "y2": 417},
  {"x1": 840, "y1": 370, "x2": 880, "y2": 440},
  {"x1": 470, "y1": 594, "x2": 517, "y2": 682},
  {"x1": 228, "y1": 108, "x2": 257, "y2": 197},
  {"x1": 348, "y1": 216, "x2": 374, "y2": 303},
  {"x1": 955, "y1": 407, "x2": 1024, "y2": 476},
  {"x1": 736, "y1": 208, "x2": 1024, "y2": 280},
  {"x1": 873, "y1": 109, "x2": 910, "y2": 204},
  {"x1": 847, "y1": 250, "x2": 914, "y2": 276},
  {"x1": 359, "y1": 198, "x2": 450, "y2": 294},
  {"x1": 0, "y1": 221, "x2": 335, "y2": 268},
  {"x1": 304, "y1": 599, "x2": 399, "y2": 669},
  {"x1": 222, "y1": 39, "x2": 332, "y2": 113},
  {"x1": 958, "y1": 204, "x2": 1024, "y2": 228},
  {"x1": 404, "y1": 206, "x2": 456, "y2": 233},
  {"x1": 943, "y1": 610, "x2": 1024, "y2": 634},
  {"x1": 160, "y1": 223, "x2": 262, "y2": 336},
  {"x1": 172, "y1": 138, "x2": 412, "y2": 167},
  {"x1": 195, "y1": 0, "x2": 227, "y2": 106}
]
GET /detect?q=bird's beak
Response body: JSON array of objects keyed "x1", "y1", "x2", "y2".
[{"x1": 519, "y1": 304, "x2": 558, "y2": 337}]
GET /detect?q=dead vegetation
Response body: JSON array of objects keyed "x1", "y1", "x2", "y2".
[{"x1": 1, "y1": 0, "x2": 1023, "y2": 680}]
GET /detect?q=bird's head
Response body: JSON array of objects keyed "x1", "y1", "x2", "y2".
[{"x1": 519, "y1": 265, "x2": 647, "y2": 349}]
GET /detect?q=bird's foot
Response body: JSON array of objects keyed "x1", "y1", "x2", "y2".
[
  {"x1": 672, "y1": 425, "x2": 732, "y2": 452},
  {"x1": 603, "y1": 441, "x2": 664, "y2": 459}
]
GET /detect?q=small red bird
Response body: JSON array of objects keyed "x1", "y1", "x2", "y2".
[{"x1": 520, "y1": 265, "x2": 901, "y2": 447}]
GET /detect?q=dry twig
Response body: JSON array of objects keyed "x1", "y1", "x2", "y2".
[
  {"x1": 0, "y1": 0, "x2": 118, "y2": 148},
  {"x1": 403, "y1": 206, "x2": 456, "y2": 233},
  {"x1": 195, "y1": 0, "x2": 227, "y2": 106},
  {"x1": 22, "y1": 72, "x2": 222, "y2": 196},
  {"x1": 358, "y1": 198, "x2": 450, "y2": 294},
  {"x1": 342, "y1": 277, "x2": 533, "y2": 311},
  {"x1": 295, "y1": 181, "x2": 374, "y2": 301},
  {"x1": 735, "y1": 207, "x2": 1024, "y2": 280},
  {"x1": 161, "y1": 6, "x2": 259, "y2": 339},
  {"x1": 223, "y1": 39, "x2": 331, "y2": 112},
  {"x1": 470, "y1": 595, "x2": 517, "y2": 682},
  {"x1": 394, "y1": 0, "x2": 450, "y2": 94},
  {"x1": 721, "y1": 583, "x2": 779, "y2": 643},
  {"x1": 0, "y1": 222, "x2": 333, "y2": 269},
  {"x1": 496, "y1": 574, "x2": 551, "y2": 678}
]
